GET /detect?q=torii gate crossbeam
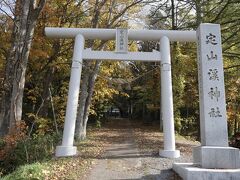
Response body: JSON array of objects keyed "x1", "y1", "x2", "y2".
[{"x1": 45, "y1": 27, "x2": 196, "y2": 41}]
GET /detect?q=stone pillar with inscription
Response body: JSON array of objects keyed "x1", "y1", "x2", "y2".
[{"x1": 193, "y1": 23, "x2": 240, "y2": 169}]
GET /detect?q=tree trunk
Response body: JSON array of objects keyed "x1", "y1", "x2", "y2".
[
  {"x1": 234, "y1": 102, "x2": 239, "y2": 135},
  {"x1": 75, "y1": 60, "x2": 102, "y2": 140},
  {"x1": 75, "y1": 64, "x2": 90, "y2": 140},
  {"x1": 171, "y1": 0, "x2": 176, "y2": 30},
  {"x1": 78, "y1": 122, "x2": 87, "y2": 140},
  {"x1": 39, "y1": 67, "x2": 55, "y2": 117},
  {"x1": 83, "y1": 61, "x2": 102, "y2": 121},
  {"x1": 195, "y1": 0, "x2": 203, "y2": 26},
  {"x1": 195, "y1": 0, "x2": 202, "y2": 141},
  {"x1": 0, "y1": 0, "x2": 45, "y2": 135},
  {"x1": 74, "y1": 0, "x2": 143, "y2": 141},
  {"x1": 75, "y1": 0, "x2": 104, "y2": 140}
]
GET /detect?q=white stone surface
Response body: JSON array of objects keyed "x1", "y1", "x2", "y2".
[
  {"x1": 173, "y1": 163, "x2": 240, "y2": 180},
  {"x1": 172, "y1": 23, "x2": 240, "y2": 178},
  {"x1": 197, "y1": 23, "x2": 228, "y2": 146},
  {"x1": 159, "y1": 36, "x2": 179, "y2": 158},
  {"x1": 45, "y1": 27, "x2": 197, "y2": 42},
  {"x1": 82, "y1": 49, "x2": 161, "y2": 62},
  {"x1": 193, "y1": 146, "x2": 240, "y2": 169},
  {"x1": 45, "y1": 26, "x2": 197, "y2": 158},
  {"x1": 159, "y1": 149, "x2": 180, "y2": 158},
  {"x1": 55, "y1": 34, "x2": 84, "y2": 157},
  {"x1": 193, "y1": 23, "x2": 240, "y2": 170},
  {"x1": 55, "y1": 146, "x2": 77, "y2": 157}
]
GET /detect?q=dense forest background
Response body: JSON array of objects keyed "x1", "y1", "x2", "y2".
[{"x1": 0, "y1": 0, "x2": 239, "y2": 177}]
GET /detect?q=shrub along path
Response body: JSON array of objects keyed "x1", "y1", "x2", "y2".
[{"x1": 84, "y1": 118, "x2": 199, "y2": 180}]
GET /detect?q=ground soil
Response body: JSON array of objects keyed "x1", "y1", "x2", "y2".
[{"x1": 83, "y1": 118, "x2": 199, "y2": 180}]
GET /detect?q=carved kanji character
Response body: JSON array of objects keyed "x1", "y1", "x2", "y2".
[
  {"x1": 215, "y1": 107, "x2": 222, "y2": 117},
  {"x1": 208, "y1": 69, "x2": 219, "y2": 81},
  {"x1": 207, "y1": 51, "x2": 217, "y2": 61},
  {"x1": 209, "y1": 108, "x2": 216, "y2": 117},
  {"x1": 208, "y1": 87, "x2": 220, "y2": 101},
  {"x1": 206, "y1": 33, "x2": 218, "y2": 45}
]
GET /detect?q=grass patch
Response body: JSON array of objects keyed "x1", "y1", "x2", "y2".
[
  {"x1": 2, "y1": 163, "x2": 50, "y2": 180},
  {"x1": 1, "y1": 127, "x2": 108, "y2": 179},
  {"x1": 0, "y1": 133, "x2": 61, "y2": 175}
]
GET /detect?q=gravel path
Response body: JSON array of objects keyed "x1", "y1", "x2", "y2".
[{"x1": 85, "y1": 118, "x2": 199, "y2": 180}]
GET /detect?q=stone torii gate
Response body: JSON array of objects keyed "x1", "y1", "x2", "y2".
[
  {"x1": 45, "y1": 27, "x2": 195, "y2": 159},
  {"x1": 45, "y1": 24, "x2": 240, "y2": 179}
]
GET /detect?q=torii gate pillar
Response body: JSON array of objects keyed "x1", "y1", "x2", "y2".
[
  {"x1": 159, "y1": 36, "x2": 180, "y2": 158},
  {"x1": 55, "y1": 34, "x2": 85, "y2": 157}
]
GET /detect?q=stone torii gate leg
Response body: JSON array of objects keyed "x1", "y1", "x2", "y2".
[
  {"x1": 159, "y1": 36, "x2": 180, "y2": 158},
  {"x1": 55, "y1": 34, "x2": 85, "y2": 157}
]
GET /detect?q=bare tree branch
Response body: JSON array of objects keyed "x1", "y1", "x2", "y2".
[{"x1": 0, "y1": 7, "x2": 13, "y2": 20}]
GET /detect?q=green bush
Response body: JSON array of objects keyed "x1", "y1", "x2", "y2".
[
  {"x1": 180, "y1": 116, "x2": 198, "y2": 136},
  {"x1": 0, "y1": 138, "x2": 6, "y2": 149},
  {"x1": 2, "y1": 163, "x2": 49, "y2": 180},
  {"x1": 174, "y1": 116, "x2": 183, "y2": 133},
  {"x1": 0, "y1": 133, "x2": 61, "y2": 175}
]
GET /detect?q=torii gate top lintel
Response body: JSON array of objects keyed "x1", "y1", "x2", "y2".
[
  {"x1": 45, "y1": 27, "x2": 197, "y2": 42},
  {"x1": 45, "y1": 27, "x2": 197, "y2": 62}
]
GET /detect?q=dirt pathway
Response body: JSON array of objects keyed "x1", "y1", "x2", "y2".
[{"x1": 85, "y1": 118, "x2": 198, "y2": 180}]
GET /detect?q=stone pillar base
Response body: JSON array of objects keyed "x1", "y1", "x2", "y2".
[
  {"x1": 173, "y1": 163, "x2": 240, "y2": 180},
  {"x1": 55, "y1": 146, "x2": 77, "y2": 157},
  {"x1": 159, "y1": 149, "x2": 180, "y2": 158},
  {"x1": 193, "y1": 146, "x2": 240, "y2": 169}
]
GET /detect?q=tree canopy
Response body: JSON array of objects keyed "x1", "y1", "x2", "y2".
[{"x1": 0, "y1": 0, "x2": 239, "y2": 144}]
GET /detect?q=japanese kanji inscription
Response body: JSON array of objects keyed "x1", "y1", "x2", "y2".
[{"x1": 197, "y1": 24, "x2": 228, "y2": 146}]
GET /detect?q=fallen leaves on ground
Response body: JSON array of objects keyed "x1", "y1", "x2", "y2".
[
  {"x1": 131, "y1": 121, "x2": 199, "y2": 156},
  {"x1": 44, "y1": 120, "x2": 131, "y2": 179},
  {"x1": 43, "y1": 127, "x2": 109, "y2": 179},
  {"x1": 41, "y1": 119, "x2": 199, "y2": 179}
]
